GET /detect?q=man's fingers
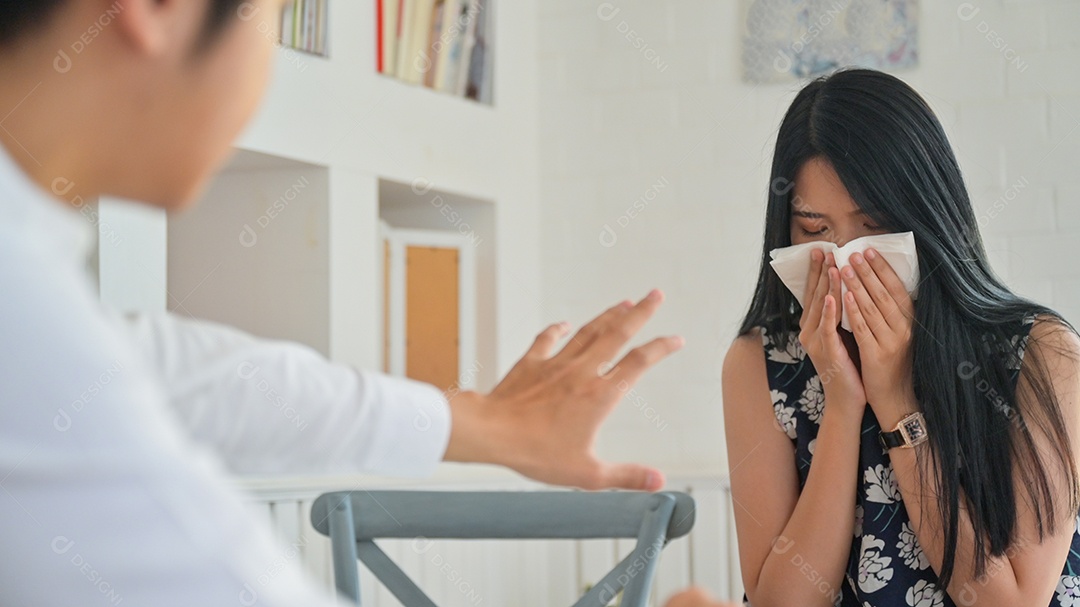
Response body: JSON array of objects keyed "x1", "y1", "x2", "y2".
[
  {"x1": 581, "y1": 289, "x2": 665, "y2": 365},
  {"x1": 592, "y1": 462, "x2": 665, "y2": 492},
  {"x1": 602, "y1": 335, "x2": 684, "y2": 386},
  {"x1": 525, "y1": 322, "x2": 572, "y2": 360},
  {"x1": 554, "y1": 299, "x2": 632, "y2": 361}
]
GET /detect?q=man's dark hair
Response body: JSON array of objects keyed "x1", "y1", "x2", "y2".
[{"x1": 0, "y1": 0, "x2": 247, "y2": 50}]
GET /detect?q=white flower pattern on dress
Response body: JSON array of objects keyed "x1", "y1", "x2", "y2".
[
  {"x1": 1058, "y1": 575, "x2": 1080, "y2": 607},
  {"x1": 897, "y1": 522, "x2": 929, "y2": 570},
  {"x1": 1004, "y1": 332, "x2": 1028, "y2": 371},
  {"x1": 771, "y1": 389, "x2": 797, "y2": 440},
  {"x1": 798, "y1": 375, "x2": 825, "y2": 422},
  {"x1": 858, "y1": 535, "x2": 894, "y2": 593},
  {"x1": 764, "y1": 328, "x2": 806, "y2": 364},
  {"x1": 864, "y1": 464, "x2": 901, "y2": 504},
  {"x1": 755, "y1": 317, "x2": 1080, "y2": 607},
  {"x1": 906, "y1": 580, "x2": 945, "y2": 607}
]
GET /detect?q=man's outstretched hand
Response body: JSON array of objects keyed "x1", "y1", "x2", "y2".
[{"x1": 443, "y1": 289, "x2": 683, "y2": 491}]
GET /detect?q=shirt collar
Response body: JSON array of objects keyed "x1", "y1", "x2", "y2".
[{"x1": 0, "y1": 141, "x2": 96, "y2": 269}]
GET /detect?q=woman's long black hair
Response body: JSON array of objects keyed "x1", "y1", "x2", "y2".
[{"x1": 738, "y1": 68, "x2": 1080, "y2": 589}]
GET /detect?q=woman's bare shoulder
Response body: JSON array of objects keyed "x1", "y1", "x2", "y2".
[
  {"x1": 1027, "y1": 313, "x2": 1080, "y2": 357},
  {"x1": 722, "y1": 328, "x2": 774, "y2": 420},
  {"x1": 723, "y1": 328, "x2": 766, "y2": 377}
]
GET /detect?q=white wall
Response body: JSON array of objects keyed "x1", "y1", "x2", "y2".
[
  {"x1": 537, "y1": 0, "x2": 1080, "y2": 476},
  {"x1": 168, "y1": 158, "x2": 332, "y2": 355}
]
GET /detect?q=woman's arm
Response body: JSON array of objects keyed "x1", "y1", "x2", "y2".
[
  {"x1": 728, "y1": 251, "x2": 870, "y2": 607},
  {"x1": 723, "y1": 330, "x2": 864, "y2": 607},
  {"x1": 876, "y1": 317, "x2": 1080, "y2": 606},
  {"x1": 840, "y1": 249, "x2": 1080, "y2": 606}
]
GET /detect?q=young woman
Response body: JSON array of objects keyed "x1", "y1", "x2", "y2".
[{"x1": 723, "y1": 69, "x2": 1080, "y2": 606}]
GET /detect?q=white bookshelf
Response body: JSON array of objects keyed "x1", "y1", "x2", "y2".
[{"x1": 98, "y1": 0, "x2": 541, "y2": 398}]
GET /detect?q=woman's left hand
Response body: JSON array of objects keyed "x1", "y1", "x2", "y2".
[{"x1": 839, "y1": 248, "x2": 917, "y2": 425}]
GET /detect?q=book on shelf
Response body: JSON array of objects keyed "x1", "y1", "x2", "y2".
[
  {"x1": 280, "y1": 0, "x2": 329, "y2": 57},
  {"x1": 403, "y1": 0, "x2": 435, "y2": 85},
  {"x1": 423, "y1": 0, "x2": 447, "y2": 89},
  {"x1": 378, "y1": 0, "x2": 493, "y2": 103},
  {"x1": 378, "y1": 0, "x2": 398, "y2": 74},
  {"x1": 433, "y1": 0, "x2": 464, "y2": 92}
]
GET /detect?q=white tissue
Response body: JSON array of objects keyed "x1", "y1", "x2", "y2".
[{"x1": 769, "y1": 231, "x2": 920, "y2": 332}]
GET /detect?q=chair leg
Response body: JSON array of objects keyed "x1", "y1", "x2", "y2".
[
  {"x1": 572, "y1": 493, "x2": 677, "y2": 607},
  {"x1": 357, "y1": 541, "x2": 439, "y2": 607},
  {"x1": 622, "y1": 493, "x2": 677, "y2": 607},
  {"x1": 328, "y1": 497, "x2": 361, "y2": 604},
  {"x1": 574, "y1": 550, "x2": 647, "y2": 607}
]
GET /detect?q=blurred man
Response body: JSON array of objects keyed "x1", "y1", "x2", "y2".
[{"x1": 0, "y1": 1, "x2": 693, "y2": 604}]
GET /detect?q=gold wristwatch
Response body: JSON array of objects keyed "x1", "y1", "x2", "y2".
[{"x1": 879, "y1": 411, "x2": 928, "y2": 451}]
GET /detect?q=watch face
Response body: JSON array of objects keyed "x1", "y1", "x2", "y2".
[{"x1": 901, "y1": 417, "x2": 927, "y2": 444}]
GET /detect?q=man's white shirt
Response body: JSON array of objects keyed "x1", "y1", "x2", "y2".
[{"x1": 0, "y1": 143, "x2": 452, "y2": 606}]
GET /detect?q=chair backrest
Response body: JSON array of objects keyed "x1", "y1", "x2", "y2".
[{"x1": 310, "y1": 490, "x2": 696, "y2": 607}]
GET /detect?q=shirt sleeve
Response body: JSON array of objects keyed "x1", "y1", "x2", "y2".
[{"x1": 117, "y1": 310, "x2": 452, "y2": 478}]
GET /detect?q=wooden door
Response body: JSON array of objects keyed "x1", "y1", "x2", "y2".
[{"x1": 404, "y1": 245, "x2": 460, "y2": 391}]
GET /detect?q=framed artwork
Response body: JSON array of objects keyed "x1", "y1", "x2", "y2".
[{"x1": 741, "y1": 0, "x2": 919, "y2": 84}]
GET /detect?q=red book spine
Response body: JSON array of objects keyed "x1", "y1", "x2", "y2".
[{"x1": 376, "y1": 0, "x2": 384, "y2": 72}]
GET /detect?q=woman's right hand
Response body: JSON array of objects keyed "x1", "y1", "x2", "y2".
[{"x1": 798, "y1": 249, "x2": 866, "y2": 412}]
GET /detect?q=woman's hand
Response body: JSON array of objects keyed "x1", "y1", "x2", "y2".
[
  {"x1": 444, "y1": 290, "x2": 685, "y2": 491},
  {"x1": 663, "y1": 587, "x2": 739, "y2": 607},
  {"x1": 798, "y1": 248, "x2": 867, "y2": 412},
  {"x1": 839, "y1": 248, "x2": 917, "y2": 426}
]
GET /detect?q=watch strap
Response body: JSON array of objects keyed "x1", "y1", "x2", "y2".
[{"x1": 879, "y1": 428, "x2": 907, "y2": 451}]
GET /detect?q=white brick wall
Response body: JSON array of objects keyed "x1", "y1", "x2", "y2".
[{"x1": 537, "y1": 0, "x2": 1080, "y2": 482}]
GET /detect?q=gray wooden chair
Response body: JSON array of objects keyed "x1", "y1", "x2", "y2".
[{"x1": 310, "y1": 490, "x2": 696, "y2": 607}]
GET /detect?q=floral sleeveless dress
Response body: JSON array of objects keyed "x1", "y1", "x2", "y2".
[{"x1": 746, "y1": 314, "x2": 1080, "y2": 607}]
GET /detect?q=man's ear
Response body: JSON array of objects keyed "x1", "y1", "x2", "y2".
[{"x1": 111, "y1": 0, "x2": 202, "y2": 56}]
